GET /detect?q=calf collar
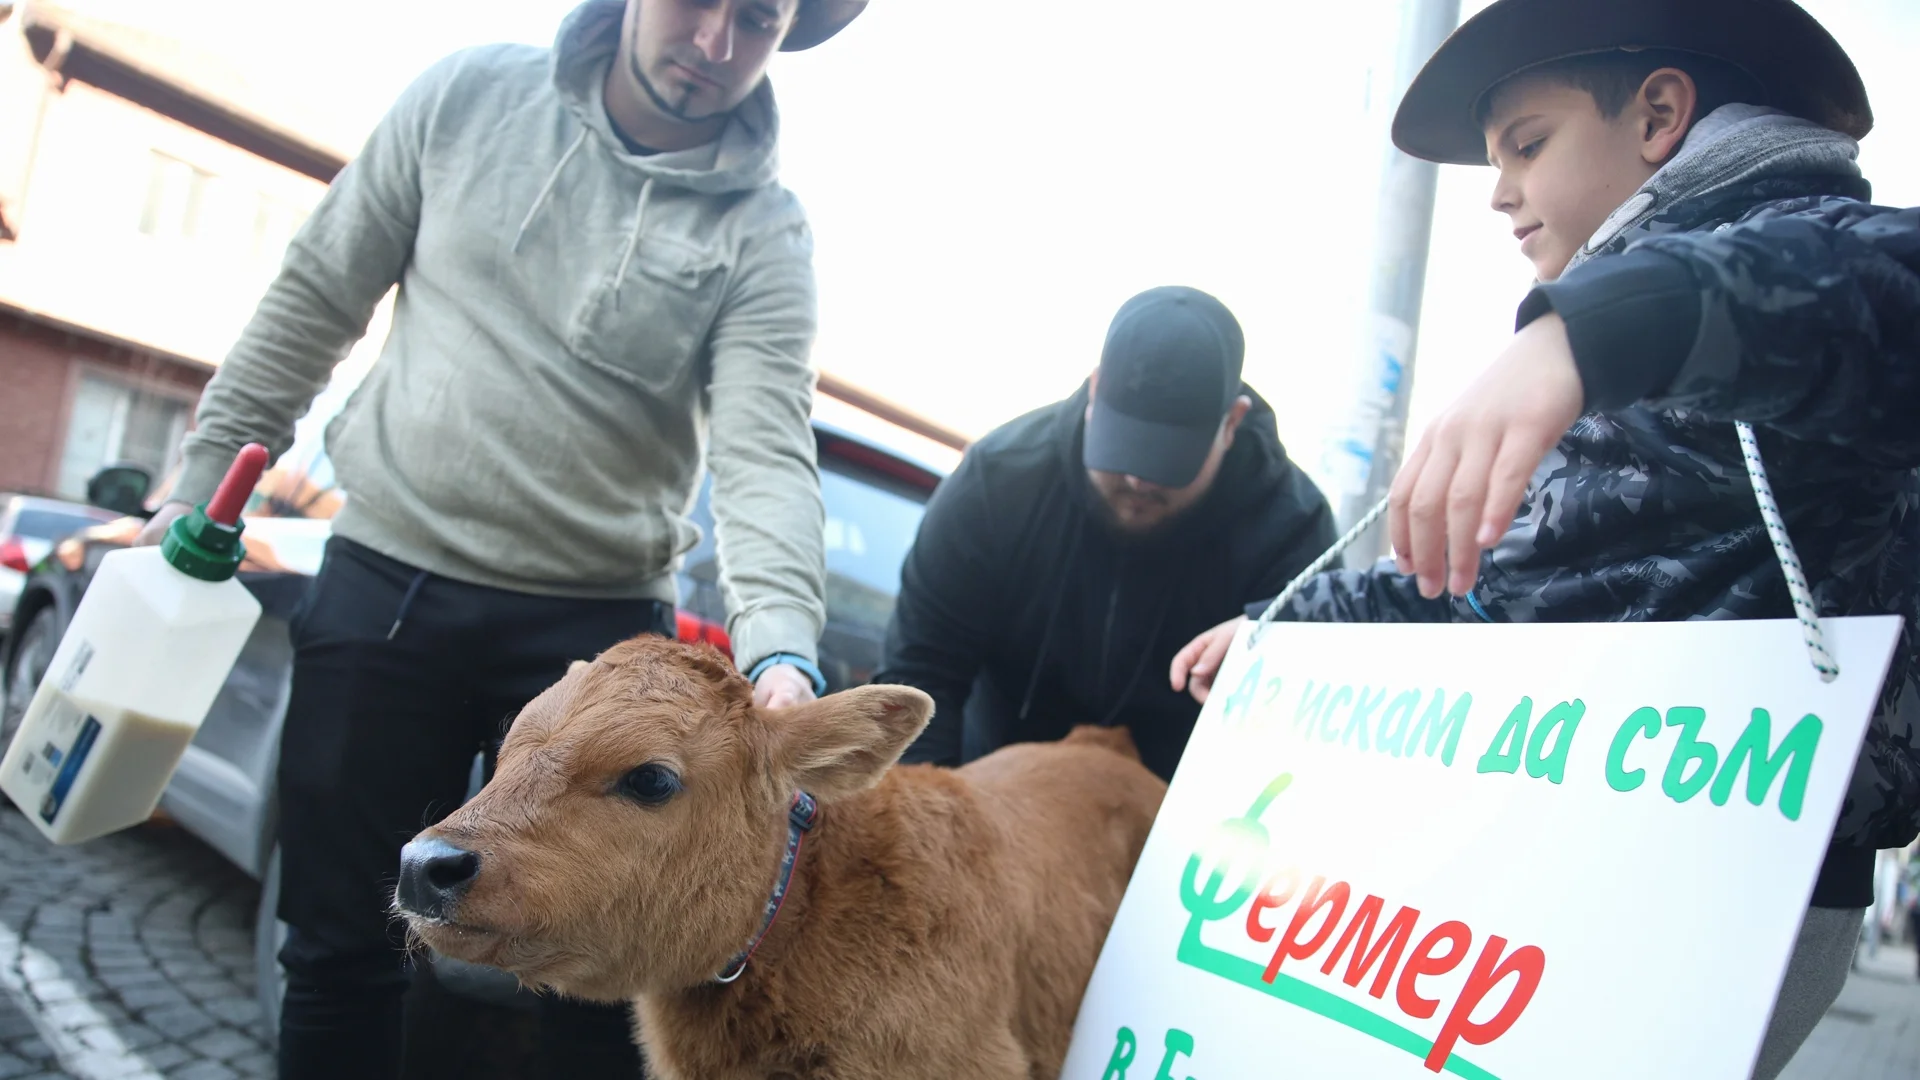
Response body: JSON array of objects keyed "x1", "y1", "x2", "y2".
[{"x1": 715, "y1": 791, "x2": 819, "y2": 984}]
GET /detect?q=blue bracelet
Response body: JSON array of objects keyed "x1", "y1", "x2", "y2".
[{"x1": 747, "y1": 652, "x2": 827, "y2": 697}]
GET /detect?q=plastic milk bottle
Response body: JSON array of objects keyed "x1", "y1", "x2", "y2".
[{"x1": 1, "y1": 444, "x2": 269, "y2": 844}]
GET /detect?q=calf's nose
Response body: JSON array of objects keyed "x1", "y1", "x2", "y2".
[{"x1": 397, "y1": 837, "x2": 481, "y2": 919}]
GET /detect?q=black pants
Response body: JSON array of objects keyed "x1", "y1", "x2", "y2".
[{"x1": 276, "y1": 537, "x2": 671, "y2": 1080}]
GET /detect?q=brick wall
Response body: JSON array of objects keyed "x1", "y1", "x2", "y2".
[{"x1": 0, "y1": 306, "x2": 208, "y2": 496}]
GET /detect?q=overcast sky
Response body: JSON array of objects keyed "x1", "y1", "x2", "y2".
[{"x1": 65, "y1": 0, "x2": 1920, "y2": 497}]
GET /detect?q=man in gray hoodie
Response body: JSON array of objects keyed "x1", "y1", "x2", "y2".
[{"x1": 133, "y1": 0, "x2": 863, "y2": 1074}]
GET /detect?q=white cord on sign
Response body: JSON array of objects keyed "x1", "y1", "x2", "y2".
[
  {"x1": 1735, "y1": 421, "x2": 1839, "y2": 682},
  {"x1": 1248, "y1": 497, "x2": 1389, "y2": 645},
  {"x1": 1249, "y1": 423, "x2": 1839, "y2": 682}
]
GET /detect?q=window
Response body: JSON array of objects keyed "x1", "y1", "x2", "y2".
[
  {"x1": 56, "y1": 374, "x2": 192, "y2": 500},
  {"x1": 136, "y1": 151, "x2": 311, "y2": 270},
  {"x1": 138, "y1": 152, "x2": 211, "y2": 240}
]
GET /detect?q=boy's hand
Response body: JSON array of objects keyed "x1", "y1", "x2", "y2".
[
  {"x1": 1170, "y1": 615, "x2": 1249, "y2": 704},
  {"x1": 1389, "y1": 313, "x2": 1583, "y2": 599}
]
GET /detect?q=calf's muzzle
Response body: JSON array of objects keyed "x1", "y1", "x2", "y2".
[{"x1": 397, "y1": 836, "x2": 482, "y2": 920}]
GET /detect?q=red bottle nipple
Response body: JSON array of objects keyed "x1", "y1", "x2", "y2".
[{"x1": 207, "y1": 444, "x2": 269, "y2": 527}]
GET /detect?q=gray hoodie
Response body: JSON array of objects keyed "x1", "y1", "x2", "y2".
[{"x1": 174, "y1": 0, "x2": 826, "y2": 670}]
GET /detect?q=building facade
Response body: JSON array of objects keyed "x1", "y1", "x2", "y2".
[{"x1": 0, "y1": 1, "x2": 342, "y2": 499}]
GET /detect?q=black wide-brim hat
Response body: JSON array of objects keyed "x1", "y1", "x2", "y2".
[
  {"x1": 1391, "y1": 0, "x2": 1873, "y2": 166},
  {"x1": 783, "y1": 0, "x2": 867, "y2": 51}
]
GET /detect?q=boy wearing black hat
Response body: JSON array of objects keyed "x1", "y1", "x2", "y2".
[
  {"x1": 877, "y1": 286, "x2": 1337, "y2": 783},
  {"x1": 1171, "y1": 2, "x2": 1920, "y2": 1074}
]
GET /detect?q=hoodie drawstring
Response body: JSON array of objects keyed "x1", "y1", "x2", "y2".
[
  {"x1": 512, "y1": 127, "x2": 590, "y2": 254},
  {"x1": 612, "y1": 178, "x2": 655, "y2": 309},
  {"x1": 1098, "y1": 585, "x2": 1175, "y2": 729},
  {"x1": 1017, "y1": 515, "x2": 1085, "y2": 723},
  {"x1": 388, "y1": 570, "x2": 430, "y2": 642},
  {"x1": 1015, "y1": 521, "x2": 1176, "y2": 729}
]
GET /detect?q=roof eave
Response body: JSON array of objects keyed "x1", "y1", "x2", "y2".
[{"x1": 20, "y1": 7, "x2": 347, "y2": 182}]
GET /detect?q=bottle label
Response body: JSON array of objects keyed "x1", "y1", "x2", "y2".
[{"x1": 15, "y1": 695, "x2": 102, "y2": 826}]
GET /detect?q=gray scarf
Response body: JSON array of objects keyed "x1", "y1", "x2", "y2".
[{"x1": 1563, "y1": 104, "x2": 1863, "y2": 276}]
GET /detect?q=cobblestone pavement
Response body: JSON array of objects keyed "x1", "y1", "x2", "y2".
[
  {"x1": 0, "y1": 806, "x2": 271, "y2": 1080},
  {"x1": 1781, "y1": 941, "x2": 1920, "y2": 1080}
]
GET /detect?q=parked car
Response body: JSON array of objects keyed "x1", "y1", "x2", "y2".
[
  {"x1": 2, "y1": 395, "x2": 950, "y2": 1038},
  {"x1": 0, "y1": 494, "x2": 119, "y2": 633}
]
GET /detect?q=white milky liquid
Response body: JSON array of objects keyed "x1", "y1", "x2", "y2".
[{"x1": 0, "y1": 546, "x2": 260, "y2": 845}]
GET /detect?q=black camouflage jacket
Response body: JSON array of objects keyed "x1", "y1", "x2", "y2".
[{"x1": 1260, "y1": 112, "x2": 1920, "y2": 895}]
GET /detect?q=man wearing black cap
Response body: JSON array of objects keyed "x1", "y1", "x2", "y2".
[{"x1": 876, "y1": 286, "x2": 1337, "y2": 781}]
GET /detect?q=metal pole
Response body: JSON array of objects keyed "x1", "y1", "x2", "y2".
[{"x1": 1324, "y1": 0, "x2": 1460, "y2": 568}]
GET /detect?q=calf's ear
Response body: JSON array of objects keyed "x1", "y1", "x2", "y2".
[{"x1": 763, "y1": 686, "x2": 933, "y2": 800}]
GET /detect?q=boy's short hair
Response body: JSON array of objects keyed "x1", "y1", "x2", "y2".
[{"x1": 1472, "y1": 49, "x2": 1770, "y2": 132}]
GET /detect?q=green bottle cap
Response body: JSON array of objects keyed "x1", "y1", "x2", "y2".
[{"x1": 161, "y1": 507, "x2": 248, "y2": 582}]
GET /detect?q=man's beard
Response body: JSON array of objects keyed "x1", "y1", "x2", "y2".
[
  {"x1": 1090, "y1": 487, "x2": 1179, "y2": 544},
  {"x1": 629, "y1": 48, "x2": 726, "y2": 124}
]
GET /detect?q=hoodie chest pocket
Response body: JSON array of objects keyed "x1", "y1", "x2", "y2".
[{"x1": 567, "y1": 237, "x2": 730, "y2": 396}]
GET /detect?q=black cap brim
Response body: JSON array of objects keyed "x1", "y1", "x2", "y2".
[
  {"x1": 1083, "y1": 400, "x2": 1216, "y2": 490},
  {"x1": 1391, "y1": 0, "x2": 1872, "y2": 166},
  {"x1": 781, "y1": 0, "x2": 866, "y2": 51}
]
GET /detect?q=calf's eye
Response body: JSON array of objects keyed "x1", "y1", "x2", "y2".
[{"x1": 617, "y1": 763, "x2": 683, "y2": 807}]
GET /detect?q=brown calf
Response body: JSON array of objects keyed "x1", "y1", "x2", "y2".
[{"x1": 395, "y1": 636, "x2": 1166, "y2": 1079}]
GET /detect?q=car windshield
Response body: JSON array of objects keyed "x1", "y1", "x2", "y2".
[{"x1": 13, "y1": 507, "x2": 112, "y2": 541}]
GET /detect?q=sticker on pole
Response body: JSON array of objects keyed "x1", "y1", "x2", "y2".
[{"x1": 1061, "y1": 616, "x2": 1901, "y2": 1080}]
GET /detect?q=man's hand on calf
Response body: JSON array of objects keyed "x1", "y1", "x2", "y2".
[{"x1": 754, "y1": 663, "x2": 817, "y2": 710}]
